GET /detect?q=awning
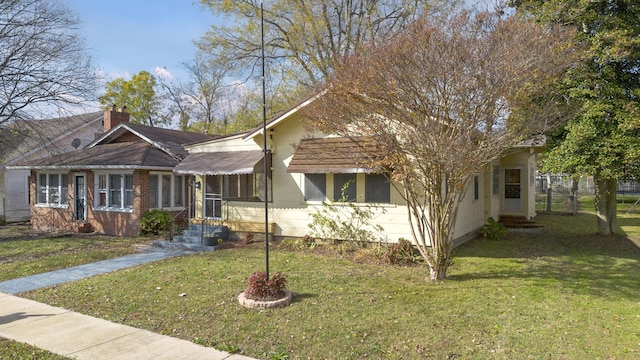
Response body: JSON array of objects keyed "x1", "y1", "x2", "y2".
[
  {"x1": 286, "y1": 137, "x2": 382, "y2": 174},
  {"x1": 174, "y1": 150, "x2": 267, "y2": 175}
]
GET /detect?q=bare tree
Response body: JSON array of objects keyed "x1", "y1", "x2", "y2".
[
  {"x1": 0, "y1": 0, "x2": 97, "y2": 125},
  {"x1": 305, "y1": 11, "x2": 577, "y2": 281},
  {"x1": 197, "y1": 0, "x2": 455, "y2": 97},
  {"x1": 160, "y1": 56, "x2": 229, "y2": 133}
]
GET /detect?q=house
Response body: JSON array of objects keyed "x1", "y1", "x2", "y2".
[
  {"x1": 0, "y1": 112, "x2": 103, "y2": 222},
  {"x1": 8, "y1": 107, "x2": 215, "y2": 236},
  {"x1": 174, "y1": 95, "x2": 543, "y2": 245}
]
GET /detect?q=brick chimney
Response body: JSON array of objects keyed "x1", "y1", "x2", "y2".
[{"x1": 103, "y1": 105, "x2": 130, "y2": 132}]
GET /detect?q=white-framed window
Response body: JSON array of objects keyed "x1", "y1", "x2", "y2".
[
  {"x1": 492, "y1": 165, "x2": 500, "y2": 196},
  {"x1": 473, "y1": 174, "x2": 480, "y2": 201},
  {"x1": 94, "y1": 172, "x2": 134, "y2": 211},
  {"x1": 149, "y1": 173, "x2": 186, "y2": 209},
  {"x1": 36, "y1": 172, "x2": 69, "y2": 207}
]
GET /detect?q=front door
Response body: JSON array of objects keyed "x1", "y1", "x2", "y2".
[
  {"x1": 74, "y1": 174, "x2": 86, "y2": 221},
  {"x1": 503, "y1": 168, "x2": 523, "y2": 212}
]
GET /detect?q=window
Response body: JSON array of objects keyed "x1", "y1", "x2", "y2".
[
  {"x1": 365, "y1": 173, "x2": 390, "y2": 203},
  {"x1": 97, "y1": 175, "x2": 107, "y2": 206},
  {"x1": 148, "y1": 173, "x2": 185, "y2": 209},
  {"x1": 223, "y1": 173, "x2": 271, "y2": 202},
  {"x1": 492, "y1": 166, "x2": 500, "y2": 196},
  {"x1": 333, "y1": 173, "x2": 357, "y2": 202},
  {"x1": 174, "y1": 176, "x2": 184, "y2": 206},
  {"x1": 305, "y1": 174, "x2": 326, "y2": 201},
  {"x1": 504, "y1": 168, "x2": 521, "y2": 199},
  {"x1": 161, "y1": 174, "x2": 171, "y2": 207},
  {"x1": 149, "y1": 175, "x2": 159, "y2": 208},
  {"x1": 36, "y1": 172, "x2": 68, "y2": 206},
  {"x1": 94, "y1": 172, "x2": 133, "y2": 210},
  {"x1": 473, "y1": 174, "x2": 479, "y2": 201}
]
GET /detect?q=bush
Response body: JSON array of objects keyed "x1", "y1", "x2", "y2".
[
  {"x1": 140, "y1": 209, "x2": 173, "y2": 235},
  {"x1": 382, "y1": 238, "x2": 421, "y2": 265},
  {"x1": 481, "y1": 217, "x2": 508, "y2": 241},
  {"x1": 243, "y1": 232, "x2": 254, "y2": 245},
  {"x1": 244, "y1": 271, "x2": 288, "y2": 301}
]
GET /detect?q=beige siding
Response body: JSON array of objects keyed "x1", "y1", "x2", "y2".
[{"x1": 186, "y1": 106, "x2": 538, "y2": 246}]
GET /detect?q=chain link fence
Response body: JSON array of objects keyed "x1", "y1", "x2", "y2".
[{"x1": 535, "y1": 175, "x2": 640, "y2": 213}]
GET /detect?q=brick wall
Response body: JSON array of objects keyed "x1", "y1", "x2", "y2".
[
  {"x1": 29, "y1": 169, "x2": 189, "y2": 237},
  {"x1": 29, "y1": 172, "x2": 73, "y2": 233}
]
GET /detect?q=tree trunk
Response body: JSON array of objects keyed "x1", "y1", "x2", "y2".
[
  {"x1": 546, "y1": 174, "x2": 553, "y2": 213},
  {"x1": 428, "y1": 263, "x2": 448, "y2": 281},
  {"x1": 594, "y1": 175, "x2": 617, "y2": 236},
  {"x1": 571, "y1": 178, "x2": 579, "y2": 216}
]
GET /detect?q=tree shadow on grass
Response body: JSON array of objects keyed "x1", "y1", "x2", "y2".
[
  {"x1": 450, "y1": 216, "x2": 640, "y2": 301},
  {"x1": 290, "y1": 292, "x2": 318, "y2": 304}
]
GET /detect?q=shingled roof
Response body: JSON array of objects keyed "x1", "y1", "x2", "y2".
[
  {"x1": 10, "y1": 122, "x2": 217, "y2": 170},
  {"x1": 286, "y1": 137, "x2": 385, "y2": 174},
  {"x1": 0, "y1": 112, "x2": 103, "y2": 166},
  {"x1": 17, "y1": 142, "x2": 181, "y2": 170}
]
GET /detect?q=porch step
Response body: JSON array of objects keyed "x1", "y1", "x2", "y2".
[
  {"x1": 173, "y1": 235, "x2": 202, "y2": 244},
  {"x1": 498, "y1": 216, "x2": 543, "y2": 229},
  {"x1": 173, "y1": 225, "x2": 230, "y2": 246}
]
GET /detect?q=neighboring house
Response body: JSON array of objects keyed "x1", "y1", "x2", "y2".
[
  {"x1": 174, "y1": 95, "x2": 544, "y2": 245},
  {"x1": 0, "y1": 112, "x2": 103, "y2": 222},
  {"x1": 8, "y1": 108, "x2": 215, "y2": 236}
]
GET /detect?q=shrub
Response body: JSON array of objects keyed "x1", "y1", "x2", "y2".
[
  {"x1": 243, "y1": 232, "x2": 254, "y2": 245},
  {"x1": 308, "y1": 181, "x2": 387, "y2": 245},
  {"x1": 481, "y1": 217, "x2": 508, "y2": 241},
  {"x1": 244, "y1": 271, "x2": 287, "y2": 301},
  {"x1": 278, "y1": 235, "x2": 318, "y2": 251},
  {"x1": 384, "y1": 238, "x2": 420, "y2": 264},
  {"x1": 140, "y1": 209, "x2": 173, "y2": 235}
]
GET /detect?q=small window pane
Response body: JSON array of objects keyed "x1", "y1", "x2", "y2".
[
  {"x1": 162, "y1": 175, "x2": 171, "y2": 207},
  {"x1": 38, "y1": 173, "x2": 47, "y2": 204},
  {"x1": 124, "y1": 174, "x2": 134, "y2": 208},
  {"x1": 174, "y1": 176, "x2": 183, "y2": 206},
  {"x1": 305, "y1": 174, "x2": 326, "y2": 201},
  {"x1": 365, "y1": 174, "x2": 390, "y2": 203},
  {"x1": 60, "y1": 174, "x2": 68, "y2": 205},
  {"x1": 225, "y1": 175, "x2": 239, "y2": 198},
  {"x1": 109, "y1": 174, "x2": 121, "y2": 207},
  {"x1": 49, "y1": 174, "x2": 59, "y2": 204},
  {"x1": 334, "y1": 173, "x2": 357, "y2": 202},
  {"x1": 149, "y1": 175, "x2": 159, "y2": 208},
  {"x1": 98, "y1": 175, "x2": 107, "y2": 207},
  {"x1": 473, "y1": 174, "x2": 479, "y2": 201}
]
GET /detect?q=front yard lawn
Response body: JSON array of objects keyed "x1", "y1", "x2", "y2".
[
  {"x1": 0, "y1": 226, "x2": 154, "y2": 282},
  {"x1": 18, "y1": 202, "x2": 640, "y2": 359}
]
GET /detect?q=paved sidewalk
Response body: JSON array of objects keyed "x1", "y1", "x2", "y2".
[
  {"x1": 0, "y1": 292, "x2": 254, "y2": 359},
  {"x1": 0, "y1": 247, "x2": 189, "y2": 294},
  {"x1": 0, "y1": 245, "x2": 257, "y2": 360}
]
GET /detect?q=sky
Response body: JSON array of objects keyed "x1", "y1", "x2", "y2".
[{"x1": 65, "y1": 0, "x2": 217, "y2": 83}]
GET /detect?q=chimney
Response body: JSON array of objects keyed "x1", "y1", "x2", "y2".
[{"x1": 103, "y1": 104, "x2": 130, "y2": 132}]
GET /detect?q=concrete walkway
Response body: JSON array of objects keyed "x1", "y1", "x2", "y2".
[{"x1": 0, "y1": 245, "x2": 256, "y2": 360}]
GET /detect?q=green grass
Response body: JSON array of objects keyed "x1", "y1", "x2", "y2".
[
  {"x1": 0, "y1": 228, "x2": 153, "y2": 281},
  {"x1": 11, "y1": 203, "x2": 639, "y2": 360},
  {"x1": 0, "y1": 338, "x2": 67, "y2": 360}
]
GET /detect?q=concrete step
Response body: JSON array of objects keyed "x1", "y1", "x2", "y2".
[
  {"x1": 173, "y1": 235, "x2": 202, "y2": 244},
  {"x1": 499, "y1": 216, "x2": 543, "y2": 229}
]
